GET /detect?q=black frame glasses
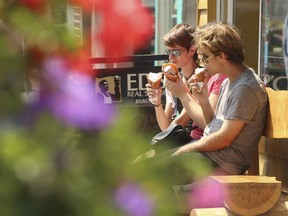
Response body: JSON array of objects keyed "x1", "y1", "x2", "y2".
[{"x1": 165, "y1": 48, "x2": 186, "y2": 57}]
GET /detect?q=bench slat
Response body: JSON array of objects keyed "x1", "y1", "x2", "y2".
[{"x1": 263, "y1": 87, "x2": 288, "y2": 138}]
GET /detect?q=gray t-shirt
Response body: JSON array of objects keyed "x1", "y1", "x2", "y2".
[{"x1": 204, "y1": 69, "x2": 268, "y2": 174}]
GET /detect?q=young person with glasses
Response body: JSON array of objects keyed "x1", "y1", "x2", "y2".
[
  {"x1": 146, "y1": 23, "x2": 227, "y2": 142},
  {"x1": 154, "y1": 21, "x2": 268, "y2": 183}
]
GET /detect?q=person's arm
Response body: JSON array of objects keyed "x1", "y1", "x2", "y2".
[
  {"x1": 178, "y1": 90, "x2": 214, "y2": 129},
  {"x1": 208, "y1": 74, "x2": 227, "y2": 112},
  {"x1": 164, "y1": 77, "x2": 214, "y2": 129},
  {"x1": 113, "y1": 75, "x2": 121, "y2": 100},
  {"x1": 170, "y1": 108, "x2": 191, "y2": 127},
  {"x1": 172, "y1": 119, "x2": 245, "y2": 155},
  {"x1": 146, "y1": 84, "x2": 174, "y2": 131},
  {"x1": 186, "y1": 74, "x2": 217, "y2": 126},
  {"x1": 154, "y1": 101, "x2": 174, "y2": 131},
  {"x1": 196, "y1": 92, "x2": 215, "y2": 127},
  {"x1": 208, "y1": 93, "x2": 219, "y2": 112}
]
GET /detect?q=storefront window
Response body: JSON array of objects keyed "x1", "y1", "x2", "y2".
[{"x1": 259, "y1": 0, "x2": 288, "y2": 90}]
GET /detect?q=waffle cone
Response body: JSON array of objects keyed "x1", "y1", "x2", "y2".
[
  {"x1": 146, "y1": 72, "x2": 162, "y2": 89},
  {"x1": 162, "y1": 63, "x2": 178, "y2": 82}
]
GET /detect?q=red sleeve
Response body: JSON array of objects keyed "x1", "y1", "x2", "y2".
[{"x1": 207, "y1": 73, "x2": 227, "y2": 95}]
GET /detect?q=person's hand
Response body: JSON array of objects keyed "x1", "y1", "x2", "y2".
[
  {"x1": 171, "y1": 144, "x2": 195, "y2": 156},
  {"x1": 171, "y1": 147, "x2": 182, "y2": 156},
  {"x1": 163, "y1": 76, "x2": 187, "y2": 98},
  {"x1": 114, "y1": 75, "x2": 121, "y2": 86},
  {"x1": 146, "y1": 83, "x2": 162, "y2": 106},
  {"x1": 187, "y1": 72, "x2": 210, "y2": 104}
]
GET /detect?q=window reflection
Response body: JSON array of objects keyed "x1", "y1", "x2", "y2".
[{"x1": 260, "y1": 0, "x2": 288, "y2": 90}]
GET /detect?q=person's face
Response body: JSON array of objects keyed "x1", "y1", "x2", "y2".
[
  {"x1": 165, "y1": 45, "x2": 195, "y2": 68},
  {"x1": 103, "y1": 81, "x2": 109, "y2": 91},
  {"x1": 198, "y1": 48, "x2": 221, "y2": 75},
  {"x1": 100, "y1": 81, "x2": 109, "y2": 92}
]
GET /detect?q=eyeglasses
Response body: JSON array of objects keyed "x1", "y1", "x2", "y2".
[
  {"x1": 198, "y1": 52, "x2": 220, "y2": 66},
  {"x1": 165, "y1": 48, "x2": 186, "y2": 57}
]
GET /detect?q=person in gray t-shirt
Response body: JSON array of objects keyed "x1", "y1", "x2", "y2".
[
  {"x1": 203, "y1": 69, "x2": 267, "y2": 174},
  {"x1": 160, "y1": 22, "x2": 268, "y2": 182}
]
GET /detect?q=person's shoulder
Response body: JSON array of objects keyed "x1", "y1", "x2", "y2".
[
  {"x1": 242, "y1": 68, "x2": 264, "y2": 87},
  {"x1": 233, "y1": 70, "x2": 266, "y2": 98},
  {"x1": 97, "y1": 92, "x2": 104, "y2": 96}
]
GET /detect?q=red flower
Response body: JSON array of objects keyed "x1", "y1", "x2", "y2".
[
  {"x1": 97, "y1": 0, "x2": 153, "y2": 56},
  {"x1": 66, "y1": 51, "x2": 93, "y2": 77},
  {"x1": 69, "y1": 0, "x2": 153, "y2": 56},
  {"x1": 68, "y1": 0, "x2": 102, "y2": 12},
  {"x1": 47, "y1": 50, "x2": 92, "y2": 78}
]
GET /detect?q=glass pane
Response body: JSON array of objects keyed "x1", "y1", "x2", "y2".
[{"x1": 260, "y1": 0, "x2": 288, "y2": 90}]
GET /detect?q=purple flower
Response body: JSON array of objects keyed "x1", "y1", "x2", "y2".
[
  {"x1": 42, "y1": 57, "x2": 116, "y2": 129},
  {"x1": 114, "y1": 182, "x2": 154, "y2": 216}
]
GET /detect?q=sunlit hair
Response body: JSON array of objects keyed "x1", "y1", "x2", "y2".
[
  {"x1": 193, "y1": 22, "x2": 245, "y2": 64},
  {"x1": 163, "y1": 23, "x2": 198, "y2": 61}
]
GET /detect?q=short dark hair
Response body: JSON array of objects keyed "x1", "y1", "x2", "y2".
[{"x1": 163, "y1": 23, "x2": 198, "y2": 61}]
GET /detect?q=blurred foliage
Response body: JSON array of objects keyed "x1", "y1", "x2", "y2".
[
  {"x1": 0, "y1": 106, "x2": 179, "y2": 215},
  {"x1": 0, "y1": 0, "x2": 180, "y2": 215}
]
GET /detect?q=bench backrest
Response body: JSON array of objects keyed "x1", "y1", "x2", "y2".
[
  {"x1": 249, "y1": 87, "x2": 288, "y2": 175},
  {"x1": 263, "y1": 87, "x2": 288, "y2": 138}
]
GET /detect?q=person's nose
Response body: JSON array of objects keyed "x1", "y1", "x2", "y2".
[{"x1": 168, "y1": 54, "x2": 175, "y2": 61}]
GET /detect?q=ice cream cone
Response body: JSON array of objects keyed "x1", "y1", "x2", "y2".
[
  {"x1": 195, "y1": 68, "x2": 205, "y2": 82},
  {"x1": 162, "y1": 63, "x2": 178, "y2": 82},
  {"x1": 195, "y1": 68, "x2": 205, "y2": 92},
  {"x1": 146, "y1": 72, "x2": 162, "y2": 89}
]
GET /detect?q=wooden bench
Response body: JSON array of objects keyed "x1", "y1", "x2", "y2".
[
  {"x1": 190, "y1": 87, "x2": 288, "y2": 216},
  {"x1": 248, "y1": 87, "x2": 288, "y2": 175}
]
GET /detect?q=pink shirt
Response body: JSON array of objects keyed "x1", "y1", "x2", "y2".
[{"x1": 190, "y1": 73, "x2": 227, "y2": 140}]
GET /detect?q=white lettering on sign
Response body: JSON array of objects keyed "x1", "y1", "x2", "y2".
[
  {"x1": 127, "y1": 73, "x2": 149, "y2": 91},
  {"x1": 127, "y1": 91, "x2": 145, "y2": 97},
  {"x1": 272, "y1": 76, "x2": 288, "y2": 90},
  {"x1": 136, "y1": 98, "x2": 150, "y2": 104},
  {"x1": 127, "y1": 74, "x2": 138, "y2": 91},
  {"x1": 262, "y1": 74, "x2": 288, "y2": 90},
  {"x1": 138, "y1": 73, "x2": 148, "y2": 91}
]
